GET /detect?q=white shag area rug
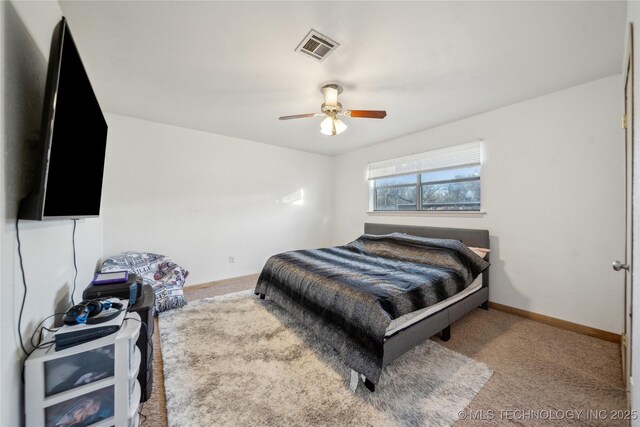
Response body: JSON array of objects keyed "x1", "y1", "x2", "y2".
[{"x1": 159, "y1": 290, "x2": 492, "y2": 427}]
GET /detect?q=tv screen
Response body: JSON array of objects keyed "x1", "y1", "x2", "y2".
[{"x1": 20, "y1": 17, "x2": 107, "y2": 220}]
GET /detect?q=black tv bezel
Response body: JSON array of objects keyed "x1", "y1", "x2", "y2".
[{"x1": 19, "y1": 17, "x2": 107, "y2": 221}]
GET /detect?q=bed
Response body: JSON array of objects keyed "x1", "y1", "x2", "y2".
[{"x1": 255, "y1": 223, "x2": 490, "y2": 391}]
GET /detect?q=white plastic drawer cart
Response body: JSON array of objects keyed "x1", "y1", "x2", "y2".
[{"x1": 25, "y1": 312, "x2": 142, "y2": 427}]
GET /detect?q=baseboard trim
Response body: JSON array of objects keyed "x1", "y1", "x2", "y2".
[
  {"x1": 186, "y1": 273, "x2": 260, "y2": 291},
  {"x1": 489, "y1": 302, "x2": 620, "y2": 344}
]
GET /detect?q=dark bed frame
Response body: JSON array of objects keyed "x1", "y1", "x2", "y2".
[
  {"x1": 365, "y1": 223, "x2": 490, "y2": 392},
  {"x1": 259, "y1": 223, "x2": 490, "y2": 392}
]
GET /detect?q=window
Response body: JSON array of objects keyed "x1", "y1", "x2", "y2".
[{"x1": 368, "y1": 141, "x2": 481, "y2": 212}]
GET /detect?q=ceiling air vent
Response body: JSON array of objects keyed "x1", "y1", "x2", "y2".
[{"x1": 295, "y1": 30, "x2": 339, "y2": 62}]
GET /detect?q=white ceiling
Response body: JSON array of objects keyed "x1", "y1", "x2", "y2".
[{"x1": 59, "y1": 1, "x2": 626, "y2": 156}]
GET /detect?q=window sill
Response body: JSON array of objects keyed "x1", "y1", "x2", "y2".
[{"x1": 366, "y1": 210, "x2": 486, "y2": 218}]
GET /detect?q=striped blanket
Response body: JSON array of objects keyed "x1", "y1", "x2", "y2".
[{"x1": 255, "y1": 233, "x2": 489, "y2": 383}]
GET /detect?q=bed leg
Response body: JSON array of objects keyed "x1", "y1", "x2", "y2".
[
  {"x1": 259, "y1": 293, "x2": 265, "y2": 299},
  {"x1": 479, "y1": 300, "x2": 489, "y2": 310},
  {"x1": 364, "y1": 378, "x2": 375, "y2": 392},
  {"x1": 441, "y1": 326, "x2": 451, "y2": 342}
]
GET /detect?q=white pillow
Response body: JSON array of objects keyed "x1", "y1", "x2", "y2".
[{"x1": 469, "y1": 246, "x2": 491, "y2": 259}]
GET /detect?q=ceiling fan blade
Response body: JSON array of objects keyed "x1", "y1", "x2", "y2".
[
  {"x1": 345, "y1": 110, "x2": 387, "y2": 119},
  {"x1": 279, "y1": 113, "x2": 321, "y2": 120}
]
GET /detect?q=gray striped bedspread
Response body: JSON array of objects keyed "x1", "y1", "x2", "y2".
[{"x1": 254, "y1": 232, "x2": 489, "y2": 383}]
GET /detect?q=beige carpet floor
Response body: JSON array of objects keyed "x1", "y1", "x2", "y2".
[{"x1": 141, "y1": 277, "x2": 626, "y2": 426}]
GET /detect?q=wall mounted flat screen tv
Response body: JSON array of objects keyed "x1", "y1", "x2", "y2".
[{"x1": 20, "y1": 17, "x2": 107, "y2": 220}]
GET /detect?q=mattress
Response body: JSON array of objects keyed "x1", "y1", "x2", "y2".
[{"x1": 385, "y1": 274, "x2": 483, "y2": 337}]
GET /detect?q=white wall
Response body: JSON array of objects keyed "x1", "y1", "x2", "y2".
[
  {"x1": 1, "y1": 2, "x2": 104, "y2": 426},
  {"x1": 101, "y1": 114, "x2": 334, "y2": 285},
  {"x1": 333, "y1": 75, "x2": 625, "y2": 334}
]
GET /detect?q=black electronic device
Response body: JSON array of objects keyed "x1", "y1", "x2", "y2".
[
  {"x1": 19, "y1": 17, "x2": 108, "y2": 220},
  {"x1": 54, "y1": 324, "x2": 122, "y2": 351},
  {"x1": 83, "y1": 273, "x2": 139, "y2": 305}
]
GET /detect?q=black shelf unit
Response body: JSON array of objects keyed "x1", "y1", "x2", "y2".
[{"x1": 128, "y1": 284, "x2": 155, "y2": 402}]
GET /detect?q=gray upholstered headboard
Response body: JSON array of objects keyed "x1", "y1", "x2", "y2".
[
  {"x1": 364, "y1": 223, "x2": 489, "y2": 248},
  {"x1": 364, "y1": 223, "x2": 490, "y2": 287}
]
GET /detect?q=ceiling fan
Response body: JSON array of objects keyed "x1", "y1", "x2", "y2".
[{"x1": 279, "y1": 83, "x2": 387, "y2": 136}]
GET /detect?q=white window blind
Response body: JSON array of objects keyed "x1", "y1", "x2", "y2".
[{"x1": 367, "y1": 141, "x2": 482, "y2": 180}]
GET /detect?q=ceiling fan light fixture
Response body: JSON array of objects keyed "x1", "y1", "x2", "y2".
[
  {"x1": 320, "y1": 116, "x2": 347, "y2": 136},
  {"x1": 320, "y1": 116, "x2": 334, "y2": 135},
  {"x1": 334, "y1": 118, "x2": 347, "y2": 134}
]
